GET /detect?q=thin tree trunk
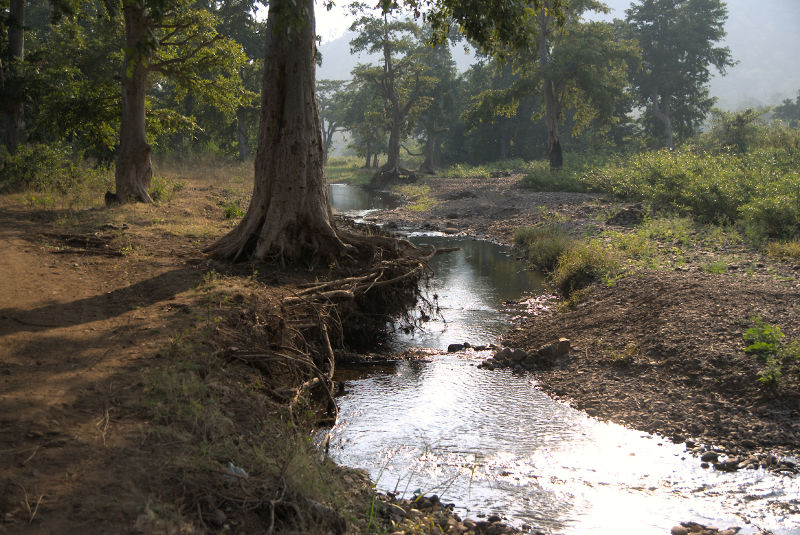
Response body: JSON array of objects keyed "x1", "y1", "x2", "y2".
[
  {"x1": 236, "y1": 107, "x2": 251, "y2": 160},
  {"x1": 419, "y1": 130, "x2": 436, "y2": 174},
  {"x1": 539, "y1": 5, "x2": 562, "y2": 170},
  {"x1": 206, "y1": 0, "x2": 346, "y2": 262},
  {"x1": 115, "y1": 0, "x2": 153, "y2": 203},
  {"x1": 651, "y1": 89, "x2": 674, "y2": 150},
  {"x1": 3, "y1": 0, "x2": 25, "y2": 153}
]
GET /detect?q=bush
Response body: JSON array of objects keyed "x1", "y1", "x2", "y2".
[
  {"x1": 551, "y1": 241, "x2": 620, "y2": 296},
  {"x1": 582, "y1": 145, "x2": 800, "y2": 239},
  {"x1": 149, "y1": 175, "x2": 185, "y2": 203},
  {"x1": 1, "y1": 143, "x2": 86, "y2": 194},
  {"x1": 743, "y1": 316, "x2": 800, "y2": 386},
  {"x1": 514, "y1": 224, "x2": 575, "y2": 272}
]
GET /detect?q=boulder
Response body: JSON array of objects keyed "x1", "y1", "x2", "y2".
[
  {"x1": 510, "y1": 349, "x2": 527, "y2": 363},
  {"x1": 447, "y1": 343, "x2": 465, "y2": 353},
  {"x1": 493, "y1": 347, "x2": 512, "y2": 362}
]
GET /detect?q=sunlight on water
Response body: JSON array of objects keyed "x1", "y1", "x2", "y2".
[{"x1": 327, "y1": 185, "x2": 800, "y2": 535}]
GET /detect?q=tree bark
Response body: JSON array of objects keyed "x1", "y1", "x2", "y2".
[
  {"x1": 115, "y1": 0, "x2": 153, "y2": 203},
  {"x1": 2, "y1": 0, "x2": 25, "y2": 153},
  {"x1": 539, "y1": 5, "x2": 563, "y2": 170},
  {"x1": 206, "y1": 0, "x2": 346, "y2": 262}
]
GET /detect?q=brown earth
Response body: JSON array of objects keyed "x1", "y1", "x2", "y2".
[
  {"x1": 0, "y1": 168, "x2": 529, "y2": 535},
  {"x1": 369, "y1": 173, "x2": 800, "y2": 466}
]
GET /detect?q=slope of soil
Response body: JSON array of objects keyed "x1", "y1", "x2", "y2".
[{"x1": 504, "y1": 270, "x2": 800, "y2": 461}]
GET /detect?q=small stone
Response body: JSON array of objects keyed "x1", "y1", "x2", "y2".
[
  {"x1": 487, "y1": 514, "x2": 501, "y2": 523},
  {"x1": 494, "y1": 347, "x2": 512, "y2": 361},
  {"x1": 700, "y1": 462, "x2": 710, "y2": 469},
  {"x1": 447, "y1": 343, "x2": 465, "y2": 353},
  {"x1": 700, "y1": 451, "x2": 718, "y2": 463},
  {"x1": 671, "y1": 527, "x2": 689, "y2": 535}
]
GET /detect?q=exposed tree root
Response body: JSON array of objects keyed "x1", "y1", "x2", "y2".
[{"x1": 215, "y1": 230, "x2": 445, "y2": 428}]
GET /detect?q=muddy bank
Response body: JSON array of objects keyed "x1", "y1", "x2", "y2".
[
  {"x1": 364, "y1": 174, "x2": 606, "y2": 244},
  {"x1": 502, "y1": 270, "x2": 800, "y2": 466},
  {"x1": 363, "y1": 174, "x2": 800, "y2": 467}
]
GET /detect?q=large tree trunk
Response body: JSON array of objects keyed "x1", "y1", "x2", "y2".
[
  {"x1": 2, "y1": 0, "x2": 25, "y2": 153},
  {"x1": 539, "y1": 5, "x2": 562, "y2": 170},
  {"x1": 206, "y1": 0, "x2": 346, "y2": 262},
  {"x1": 115, "y1": 0, "x2": 153, "y2": 203}
]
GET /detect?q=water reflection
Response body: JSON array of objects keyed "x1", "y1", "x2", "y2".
[
  {"x1": 329, "y1": 356, "x2": 800, "y2": 534},
  {"x1": 325, "y1": 184, "x2": 800, "y2": 534},
  {"x1": 394, "y1": 236, "x2": 545, "y2": 350},
  {"x1": 328, "y1": 183, "x2": 399, "y2": 217}
]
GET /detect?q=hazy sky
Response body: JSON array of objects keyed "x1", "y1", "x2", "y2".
[{"x1": 315, "y1": 0, "x2": 800, "y2": 108}]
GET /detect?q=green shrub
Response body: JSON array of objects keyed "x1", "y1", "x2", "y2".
[
  {"x1": 1, "y1": 143, "x2": 89, "y2": 194},
  {"x1": 743, "y1": 315, "x2": 785, "y2": 359},
  {"x1": 742, "y1": 316, "x2": 800, "y2": 386},
  {"x1": 581, "y1": 144, "x2": 800, "y2": 239},
  {"x1": 440, "y1": 158, "x2": 526, "y2": 179},
  {"x1": 522, "y1": 161, "x2": 588, "y2": 192},
  {"x1": 223, "y1": 201, "x2": 245, "y2": 219},
  {"x1": 149, "y1": 175, "x2": 185, "y2": 203},
  {"x1": 766, "y1": 240, "x2": 800, "y2": 260},
  {"x1": 514, "y1": 224, "x2": 575, "y2": 272},
  {"x1": 551, "y1": 241, "x2": 621, "y2": 296}
]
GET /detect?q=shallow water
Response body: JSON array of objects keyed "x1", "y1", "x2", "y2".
[{"x1": 326, "y1": 185, "x2": 800, "y2": 534}]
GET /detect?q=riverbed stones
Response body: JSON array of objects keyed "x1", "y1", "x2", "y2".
[
  {"x1": 672, "y1": 521, "x2": 741, "y2": 535},
  {"x1": 700, "y1": 451, "x2": 718, "y2": 463},
  {"x1": 510, "y1": 349, "x2": 527, "y2": 363}
]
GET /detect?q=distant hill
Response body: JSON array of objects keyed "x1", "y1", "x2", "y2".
[{"x1": 319, "y1": 0, "x2": 800, "y2": 110}]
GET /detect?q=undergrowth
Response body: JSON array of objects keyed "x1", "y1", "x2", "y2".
[{"x1": 743, "y1": 316, "x2": 800, "y2": 387}]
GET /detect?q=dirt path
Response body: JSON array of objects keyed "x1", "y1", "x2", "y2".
[{"x1": 0, "y1": 199, "x2": 208, "y2": 532}]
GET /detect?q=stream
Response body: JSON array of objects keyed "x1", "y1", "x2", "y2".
[{"x1": 327, "y1": 183, "x2": 800, "y2": 535}]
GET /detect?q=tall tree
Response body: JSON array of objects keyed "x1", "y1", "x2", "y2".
[
  {"x1": 465, "y1": 1, "x2": 637, "y2": 168},
  {"x1": 626, "y1": 0, "x2": 734, "y2": 149},
  {"x1": 114, "y1": 0, "x2": 245, "y2": 203},
  {"x1": 208, "y1": 0, "x2": 557, "y2": 263},
  {"x1": 317, "y1": 78, "x2": 347, "y2": 164},
  {"x1": 1, "y1": 0, "x2": 25, "y2": 152},
  {"x1": 350, "y1": 13, "x2": 433, "y2": 185},
  {"x1": 774, "y1": 90, "x2": 800, "y2": 128},
  {"x1": 342, "y1": 75, "x2": 388, "y2": 168}
]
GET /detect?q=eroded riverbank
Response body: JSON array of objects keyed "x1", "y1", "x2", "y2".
[{"x1": 328, "y1": 179, "x2": 800, "y2": 534}]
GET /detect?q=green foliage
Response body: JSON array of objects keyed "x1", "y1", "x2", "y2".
[
  {"x1": 743, "y1": 316, "x2": 799, "y2": 386},
  {"x1": 551, "y1": 240, "x2": 621, "y2": 296},
  {"x1": 744, "y1": 316, "x2": 785, "y2": 359},
  {"x1": 625, "y1": 0, "x2": 734, "y2": 147},
  {"x1": 582, "y1": 146, "x2": 800, "y2": 238},
  {"x1": 0, "y1": 143, "x2": 109, "y2": 196},
  {"x1": 705, "y1": 108, "x2": 764, "y2": 153},
  {"x1": 440, "y1": 158, "x2": 525, "y2": 178},
  {"x1": 148, "y1": 175, "x2": 185, "y2": 203},
  {"x1": 520, "y1": 154, "x2": 610, "y2": 192},
  {"x1": 766, "y1": 240, "x2": 800, "y2": 261},
  {"x1": 222, "y1": 201, "x2": 245, "y2": 219},
  {"x1": 514, "y1": 223, "x2": 574, "y2": 272},
  {"x1": 774, "y1": 90, "x2": 800, "y2": 128}
]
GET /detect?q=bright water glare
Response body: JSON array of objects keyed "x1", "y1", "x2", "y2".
[{"x1": 327, "y1": 185, "x2": 800, "y2": 535}]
